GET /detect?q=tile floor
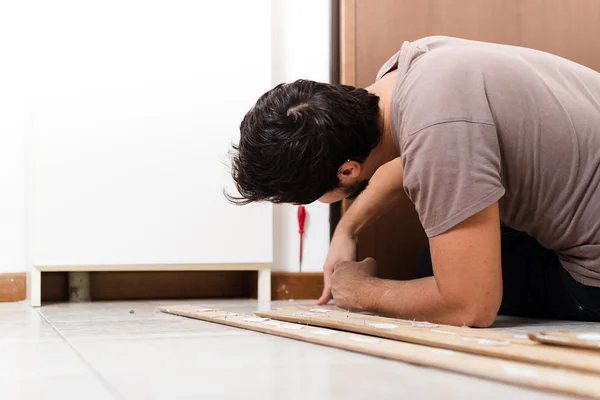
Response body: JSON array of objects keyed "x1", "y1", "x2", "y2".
[{"x1": 2, "y1": 299, "x2": 600, "y2": 400}]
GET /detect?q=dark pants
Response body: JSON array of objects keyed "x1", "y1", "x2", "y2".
[{"x1": 417, "y1": 227, "x2": 600, "y2": 322}]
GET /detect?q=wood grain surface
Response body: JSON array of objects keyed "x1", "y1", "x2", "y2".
[
  {"x1": 530, "y1": 331, "x2": 600, "y2": 351},
  {"x1": 256, "y1": 306, "x2": 600, "y2": 375}
]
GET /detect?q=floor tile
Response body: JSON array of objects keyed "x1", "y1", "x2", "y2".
[
  {"x1": 3, "y1": 300, "x2": 591, "y2": 399},
  {"x1": 1, "y1": 302, "x2": 119, "y2": 399},
  {"x1": 67, "y1": 330, "x2": 564, "y2": 400},
  {"x1": 0, "y1": 374, "x2": 116, "y2": 400},
  {"x1": 0, "y1": 329, "x2": 116, "y2": 399},
  {"x1": 0, "y1": 308, "x2": 61, "y2": 344},
  {"x1": 37, "y1": 299, "x2": 307, "y2": 323},
  {"x1": 45, "y1": 300, "x2": 569, "y2": 400}
]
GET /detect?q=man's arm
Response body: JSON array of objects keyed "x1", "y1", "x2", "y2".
[
  {"x1": 317, "y1": 157, "x2": 407, "y2": 304},
  {"x1": 336, "y1": 157, "x2": 406, "y2": 237},
  {"x1": 333, "y1": 202, "x2": 503, "y2": 327}
]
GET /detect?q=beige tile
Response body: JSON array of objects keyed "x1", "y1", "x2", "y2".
[
  {"x1": 0, "y1": 340, "x2": 116, "y2": 399},
  {"x1": 50, "y1": 318, "x2": 253, "y2": 341},
  {"x1": 39, "y1": 299, "x2": 313, "y2": 341},
  {"x1": 45, "y1": 301, "x2": 567, "y2": 400},
  {"x1": 0, "y1": 302, "x2": 117, "y2": 399},
  {"x1": 38, "y1": 300, "x2": 177, "y2": 322},
  {"x1": 67, "y1": 332, "x2": 566, "y2": 400},
  {"x1": 0, "y1": 307, "x2": 61, "y2": 344},
  {"x1": 2, "y1": 300, "x2": 584, "y2": 399},
  {"x1": 0, "y1": 374, "x2": 116, "y2": 400},
  {"x1": 37, "y1": 299, "x2": 313, "y2": 323}
]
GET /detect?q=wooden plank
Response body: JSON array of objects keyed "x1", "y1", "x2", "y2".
[
  {"x1": 530, "y1": 332, "x2": 600, "y2": 351},
  {"x1": 256, "y1": 306, "x2": 600, "y2": 375},
  {"x1": 160, "y1": 304, "x2": 600, "y2": 398}
]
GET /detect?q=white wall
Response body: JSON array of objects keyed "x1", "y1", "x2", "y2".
[
  {"x1": 0, "y1": 0, "x2": 331, "y2": 275},
  {"x1": 271, "y1": 0, "x2": 331, "y2": 272},
  {"x1": 0, "y1": 3, "x2": 26, "y2": 273}
]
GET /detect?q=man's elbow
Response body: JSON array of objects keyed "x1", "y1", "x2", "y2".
[
  {"x1": 461, "y1": 303, "x2": 500, "y2": 328},
  {"x1": 467, "y1": 309, "x2": 498, "y2": 328}
]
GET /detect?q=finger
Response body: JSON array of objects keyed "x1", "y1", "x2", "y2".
[
  {"x1": 316, "y1": 282, "x2": 332, "y2": 305},
  {"x1": 316, "y1": 293, "x2": 331, "y2": 305}
]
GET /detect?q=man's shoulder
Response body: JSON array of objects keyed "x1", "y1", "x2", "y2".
[{"x1": 394, "y1": 52, "x2": 496, "y2": 138}]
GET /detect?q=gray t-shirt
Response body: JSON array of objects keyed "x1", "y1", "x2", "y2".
[{"x1": 377, "y1": 36, "x2": 600, "y2": 287}]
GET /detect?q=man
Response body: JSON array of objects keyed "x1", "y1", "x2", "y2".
[{"x1": 229, "y1": 36, "x2": 600, "y2": 326}]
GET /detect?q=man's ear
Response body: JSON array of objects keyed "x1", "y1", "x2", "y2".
[{"x1": 337, "y1": 160, "x2": 362, "y2": 185}]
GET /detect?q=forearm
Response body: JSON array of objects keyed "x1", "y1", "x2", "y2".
[
  {"x1": 337, "y1": 158, "x2": 405, "y2": 237},
  {"x1": 360, "y1": 276, "x2": 495, "y2": 327}
]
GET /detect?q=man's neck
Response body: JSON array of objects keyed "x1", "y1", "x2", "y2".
[{"x1": 362, "y1": 71, "x2": 400, "y2": 177}]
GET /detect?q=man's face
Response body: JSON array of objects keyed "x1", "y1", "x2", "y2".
[{"x1": 318, "y1": 179, "x2": 369, "y2": 204}]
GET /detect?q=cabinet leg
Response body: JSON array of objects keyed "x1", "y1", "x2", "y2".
[
  {"x1": 31, "y1": 267, "x2": 41, "y2": 307},
  {"x1": 257, "y1": 268, "x2": 271, "y2": 303}
]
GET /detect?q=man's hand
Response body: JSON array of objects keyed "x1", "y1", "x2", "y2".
[
  {"x1": 317, "y1": 158, "x2": 406, "y2": 305},
  {"x1": 316, "y1": 230, "x2": 357, "y2": 305},
  {"x1": 330, "y1": 258, "x2": 378, "y2": 310}
]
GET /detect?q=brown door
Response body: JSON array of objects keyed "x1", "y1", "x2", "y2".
[{"x1": 339, "y1": 0, "x2": 600, "y2": 280}]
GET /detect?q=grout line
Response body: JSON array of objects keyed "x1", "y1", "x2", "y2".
[{"x1": 36, "y1": 309, "x2": 127, "y2": 400}]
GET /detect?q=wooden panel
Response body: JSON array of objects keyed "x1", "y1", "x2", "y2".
[
  {"x1": 90, "y1": 271, "x2": 247, "y2": 301},
  {"x1": 161, "y1": 304, "x2": 600, "y2": 398},
  {"x1": 340, "y1": 0, "x2": 600, "y2": 281},
  {"x1": 41, "y1": 272, "x2": 69, "y2": 302},
  {"x1": 0, "y1": 273, "x2": 26, "y2": 302},
  {"x1": 354, "y1": 0, "x2": 519, "y2": 87},
  {"x1": 257, "y1": 306, "x2": 600, "y2": 374},
  {"x1": 354, "y1": 0, "x2": 600, "y2": 88}
]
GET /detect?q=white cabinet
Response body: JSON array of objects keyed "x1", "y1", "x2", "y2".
[{"x1": 26, "y1": 1, "x2": 273, "y2": 303}]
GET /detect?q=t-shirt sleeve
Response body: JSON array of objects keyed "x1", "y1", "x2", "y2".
[{"x1": 401, "y1": 121, "x2": 505, "y2": 237}]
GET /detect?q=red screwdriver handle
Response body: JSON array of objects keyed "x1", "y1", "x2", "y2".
[{"x1": 297, "y1": 205, "x2": 306, "y2": 234}]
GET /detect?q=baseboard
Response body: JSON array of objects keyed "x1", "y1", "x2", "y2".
[
  {"x1": 0, "y1": 272, "x2": 26, "y2": 302},
  {"x1": 39, "y1": 270, "x2": 324, "y2": 302}
]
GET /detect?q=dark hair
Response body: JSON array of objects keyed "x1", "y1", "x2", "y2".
[{"x1": 227, "y1": 79, "x2": 381, "y2": 205}]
